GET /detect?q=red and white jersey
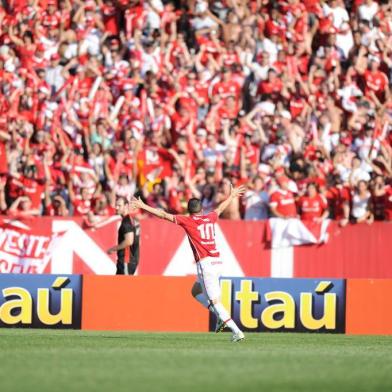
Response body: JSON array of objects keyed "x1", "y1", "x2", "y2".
[
  {"x1": 326, "y1": 186, "x2": 351, "y2": 220},
  {"x1": 269, "y1": 189, "x2": 297, "y2": 217},
  {"x1": 0, "y1": 140, "x2": 7, "y2": 173},
  {"x1": 174, "y1": 211, "x2": 220, "y2": 262},
  {"x1": 73, "y1": 198, "x2": 92, "y2": 216},
  {"x1": 298, "y1": 194, "x2": 327, "y2": 221},
  {"x1": 21, "y1": 177, "x2": 44, "y2": 210},
  {"x1": 364, "y1": 70, "x2": 388, "y2": 94},
  {"x1": 211, "y1": 80, "x2": 241, "y2": 100},
  {"x1": 125, "y1": 5, "x2": 146, "y2": 38},
  {"x1": 41, "y1": 10, "x2": 61, "y2": 30}
]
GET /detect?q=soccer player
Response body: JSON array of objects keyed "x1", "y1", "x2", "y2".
[
  {"x1": 131, "y1": 184, "x2": 246, "y2": 342},
  {"x1": 107, "y1": 197, "x2": 140, "y2": 275}
]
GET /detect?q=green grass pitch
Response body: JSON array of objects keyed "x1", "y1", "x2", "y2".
[{"x1": 0, "y1": 330, "x2": 392, "y2": 392}]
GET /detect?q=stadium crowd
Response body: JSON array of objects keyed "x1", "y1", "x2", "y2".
[{"x1": 0, "y1": 0, "x2": 391, "y2": 225}]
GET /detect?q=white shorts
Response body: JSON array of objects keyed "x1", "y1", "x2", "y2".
[{"x1": 196, "y1": 257, "x2": 223, "y2": 302}]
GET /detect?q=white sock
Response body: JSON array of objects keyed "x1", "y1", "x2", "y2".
[
  {"x1": 213, "y1": 302, "x2": 241, "y2": 334},
  {"x1": 195, "y1": 294, "x2": 242, "y2": 334}
]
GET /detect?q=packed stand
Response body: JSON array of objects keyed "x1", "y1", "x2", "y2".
[{"x1": 0, "y1": 0, "x2": 391, "y2": 225}]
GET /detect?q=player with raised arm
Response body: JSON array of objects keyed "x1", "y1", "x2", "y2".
[{"x1": 131, "y1": 184, "x2": 246, "y2": 342}]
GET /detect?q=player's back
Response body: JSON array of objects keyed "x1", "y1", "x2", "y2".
[{"x1": 174, "y1": 211, "x2": 220, "y2": 261}]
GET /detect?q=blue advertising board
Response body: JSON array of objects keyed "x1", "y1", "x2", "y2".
[
  {"x1": 210, "y1": 278, "x2": 346, "y2": 333},
  {"x1": 0, "y1": 274, "x2": 82, "y2": 329}
]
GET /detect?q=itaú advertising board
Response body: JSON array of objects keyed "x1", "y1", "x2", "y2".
[
  {"x1": 0, "y1": 274, "x2": 82, "y2": 329},
  {"x1": 211, "y1": 278, "x2": 346, "y2": 333}
]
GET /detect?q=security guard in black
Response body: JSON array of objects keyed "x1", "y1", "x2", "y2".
[
  {"x1": 107, "y1": 197, "x2": 140, "y2": 275},
  {"x1": 116, "y1": 215, "x2": 140, "y2": 275}
]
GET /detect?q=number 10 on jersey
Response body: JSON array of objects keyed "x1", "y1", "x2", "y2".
[{"x1": 197, "y1": 223, "x2": 215, "y2": 240}]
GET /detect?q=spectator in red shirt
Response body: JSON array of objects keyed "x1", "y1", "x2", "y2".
[
  {"x1": 86, "y1": 194, "x2": 115, "y2": 227},
  {"x1": 8, "y1": 196, "x2": 40, "y2": 217},
  {"x1": 357, "y1": 52, "x2": 389, "y2": 103},
  {"x1": 144, "y1": 182, "x2": 168, "y2": 210},
  {"x1": 385, "y1": 187, "x2": 392, "y2": 222},
  {"x1": 269, "y1": 176, "x2": 297, "y2": 218},
  {"x1": 258, "y1": 68, "x2": 283, "y2": 99},
  {"x1": 298, "y1": 183, "x2": 329, "y2": 222},
  {"x1": 9, "y1": 163, "x2": 45, "y2": 211},
  {"x1": 44, "y1": 190, "x2": 69, "y2": 217},
  {"x1": 70, "y1": 187, "x2": 92, "y2": 217},
  {"x1": 326, "y1": 176, "x2": 351, "y2": 227},
  {"x1": 372, "y1": 175, "x2": 386, "y2": 220},
  {"x1": 0, "y1": 178, "x2": 7, "y2": 213},
  {"x1": 212, "y1": 67, "x2": 241, "y2": 102}
]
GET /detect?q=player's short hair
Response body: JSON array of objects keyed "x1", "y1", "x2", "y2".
[
  {"x1": 187, "y1": 198, "x2": 202, "y2": 214},
  {"x1": 116, "y1": 196, "x2": 129, "y2": 205}
]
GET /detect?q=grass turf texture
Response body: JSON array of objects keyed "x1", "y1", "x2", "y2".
[{"x1": 0, "y1": 330, "x2": 392, "y2": 392}]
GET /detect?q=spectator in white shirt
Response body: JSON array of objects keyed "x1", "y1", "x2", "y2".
[
  {"x1": 202, "y1": 134, "x2": 227, "y2": 171},
  {"x1": 351, "y1": 180, "x2": 374, "y2": 224},
  {"x1": 244, "y1": 176, "x2": 269, "y2": 220},
  {"x1": 322, "y1": 0, "x2": 349, "y2": 30},
  {"x1": 145, "y1": 0, "x2": 164, "y2": 31},
  {"x1": 191, "y1": 2, "x2": 218, "y2": 32},
  {"x1": 45, "y1": 53, "x2": 64, "y2": 94},
  {"x1": 349, "y1": 156, "x2": 371, "y2": 186},
  {"x1": 358, "y1": 0, "x2": 379, "y2": 23}
]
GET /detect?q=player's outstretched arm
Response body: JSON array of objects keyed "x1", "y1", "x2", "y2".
[
  {"x1": 214, "y1": 184, "x2": 246, "y2": 217},
  {"x1": 130, "y1": 197, "x2": 175, "y2": 223}
]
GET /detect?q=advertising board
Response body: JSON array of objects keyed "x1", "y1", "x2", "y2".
[
  {"x1": 0, "y1": 274, "x2": 82, "y2": 329},
  {"x1": 210, "y1": 278, "x2": 346, "y2": 333}
]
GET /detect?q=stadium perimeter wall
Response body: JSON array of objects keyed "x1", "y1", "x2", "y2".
[
  {"x1": 0, "y1": 274, "x2": 392, "y2": 335},
  {"x1": 0, "y1": 216, "x2": 391, "y2": 279}
]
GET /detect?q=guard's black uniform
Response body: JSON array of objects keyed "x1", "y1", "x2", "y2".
[{"x1": 116, "y1": 215, "x2": 140, "y2": 275}]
